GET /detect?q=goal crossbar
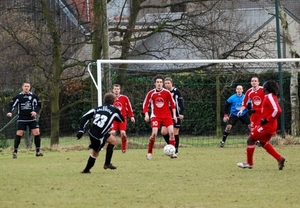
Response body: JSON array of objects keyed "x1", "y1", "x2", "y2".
[{"x1": 89, "y1": 58, "x2": 300, "y2": 105}]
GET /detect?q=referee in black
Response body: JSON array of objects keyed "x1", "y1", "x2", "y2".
[{"x1": 7, "y1": 82, "x2": 43, "y2": 158}]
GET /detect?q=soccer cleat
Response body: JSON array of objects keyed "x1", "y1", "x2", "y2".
[
  {"x1": 256, "y1": 141, "x2": 262, "y2": 147},
  {"x1": 146, "y1": 153, "x2": 152, "y2": 160},
  {"x1": 170, "y1": 153, "x2": 178, "y2": 159},
  {"x1": 81, "y1": 169, "x2": 91, "y2": 174},
  {"x1": 103, "y1": 163, "x2": 117, "y2": 170},
  {"x1": 219, "y1": 141, "x2": 225, "y2": 148},
  {"x1": 237, "y1": 162, "x2": 253, "y2": 169},
  {"x1": 36, "y1": 152, "x2": 44, "y2": 157},
  {"x1": 12, "y1": 152, "x2": 17, "y2": 159},
  {"x1": 122, "y1": 150, "x2": 126, "y2": 153},
  {"x1": 278, "y1": 157, "x2": 286, "y2": 170}
]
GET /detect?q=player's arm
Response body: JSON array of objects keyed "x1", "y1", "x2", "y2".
[
  {"x1": 177, "y1": 90, "x2": 184, "y2": 120},
  {"x1": 126, "y1": 97, "x2": 135, "y2": 123},
  {"x1": 7, "y1": 95, "x2": 18, "y2": 117},
  {"x1": 77, "y1": 109, "x2": 94, "y2": 139},
  {"x1": 143, "y1": 91, "x2": 152, "y2": 122},
  {"x1": 223, "y1": 100, "x2": 231, "y2": 122},
  {"x1": 238, "y1": 92, "x2": 249, "y2": 115}
]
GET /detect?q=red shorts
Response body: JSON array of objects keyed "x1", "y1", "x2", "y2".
[
  {"x1": 250, "y1": 125, "x2": 273, "y2": 143},
  {"x1": 111, "y1": 118, "x2": 127, "y2": 131},
  {"x1": 150, "y1": 117, "x2": 173, "y2": 128},
  {"x1": 250, "y1": 113, "x2": 261, "y2": 129}
]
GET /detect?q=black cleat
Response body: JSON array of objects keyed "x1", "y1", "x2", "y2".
[
  {"x1": 36, "y1": 152, "x2": 44, "y2": 157},
  {"x1": 103, "y1": 163, "x2": 117, "y2": 170},
  {"x1": 81, "y1": 169, "x2": 91, "y2": 173},
  {"x1": 12, "y1": 152, "x2": 17, "y2": 159},
  {"x1": 219, "y1": 141, "x2": 225, "y2": 148},
  {"x1": 278, "y1": 157, "x2": 285, "y2": 170}
]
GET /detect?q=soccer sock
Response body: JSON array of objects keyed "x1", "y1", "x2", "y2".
[
  {"x1": 14, "y1": 135, "x2": 21, "y2": 153},
  {"x1": 263, "y1": 143, "x2": 281, "y2": 160},
  {"x1": 175, "y1": 135, "x2": 179, "y2": 153},
  {"x1": 246, "y1": 144, "x2": 256, "y2": 166},
  {"x1": 84, "y1": 155, "x2": 96, "y2": 172},
  {"x1": 169, "y1": 138, "x2": 176, "y2": 147},
  {"x1": 105, "y1": 144, "x2": 114, "y2": 165},
  {"x1": 148, "y1": 137, "x2": 154, "y2": 154},
  {"x1": 121, "y1": 135, "x2": 127, "y2": 151},
  {"x1": 163, "y1": 134, "x2": 170, "y2": 144},
  {"x1": 34, "y1": 135, "x2": 41, "y2": 152},
  {"x1": 222, "y1": 130, "x2": 230, "y2": 142}
]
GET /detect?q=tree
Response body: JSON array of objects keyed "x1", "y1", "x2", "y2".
[{"x1": 0, "y1": 0, "x2": 88, "y2": 146}]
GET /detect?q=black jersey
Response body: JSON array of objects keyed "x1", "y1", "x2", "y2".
[
  {"x1": 79, "y1": 104, "x2": 124, "y2": 139},
  {"x1": 170, "y1": 87, "x2": 184, "y2": 117},
  {"x1": 8, "y1": 91, "x2": 41, "y2": 121}
]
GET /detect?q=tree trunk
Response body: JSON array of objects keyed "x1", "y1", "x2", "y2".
[
  {"x1": 216, "y1": 74, "x2": 222, "y2": 137},
  {"x1": 290, "y1": 67, "x2": 300, "y2": 136}
]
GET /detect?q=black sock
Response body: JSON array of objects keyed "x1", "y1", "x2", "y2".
[
  {"x1": 222, "y1": 130, "x2": 230, "y2": 142},
  {"x1": 14, "y1": 135, "x2": 22, "y2": 153},
  {"x1": 175, "y1": 135, "x2": 179, "y2": 153},
  {"x1": 163, "y1": 134, "x2": 170, "y2": 144},
  {"x1": 84, "y1": 155, "x2": 96, "y2": 172},
  {"x1": 34, "y1": 135, "x2": 41, "y2": 152},
  {"x1": 105, "y1": 144, "x2": 114, "y2": 165}
]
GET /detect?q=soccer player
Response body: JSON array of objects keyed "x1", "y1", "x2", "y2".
[
  {"x1": 237, "y1": 80, "x2": 285, "y2": 170},
  {"x1": 110, "y1": 84, "x2": 135, "y2": 153},
  {"x1": 143, "y1": 74, "x2": 177, "y2": 160},
  {"x1": 220, "y1": 85, "x2": 250, "y2": 147},
  {"x1": 7, "y1": 82, "x2": 43, "y2": 158},
  {"x1": 77, "y1": 93, "x2": 124, "y2": 173},
  {"x1": 238, "y1": 76, "x2": 265, "y2": 131},
  {"x1": 161, "y1": 77, "x2": 184, "y2": 156}
]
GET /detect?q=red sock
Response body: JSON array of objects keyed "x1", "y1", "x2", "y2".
[
  {"x1": 263, "y1": 143, "x2": 281, "y2": 160},
  {"x1": 169, "y1": 138, "x2": 176, "y2": 147},
  {"x1": 121, "y1": 136, "x2": 127, "y2": 151},
  {"x1": 246, "y1": 144, "x2": 256, "y2": 166},
  {"x1": 148, "y1": 137, "x2": 155, "y2": 154}
]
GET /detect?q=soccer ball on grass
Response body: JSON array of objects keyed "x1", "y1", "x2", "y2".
[{"x1": 163, "y1": 144, "x2": 176, "y2": 156}]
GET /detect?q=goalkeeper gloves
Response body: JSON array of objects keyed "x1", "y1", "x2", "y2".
[
  {"x1": 260, "y1": 118, "x2": 268, "y2": 126},
  {"x1": 77, "y1": 131, "x2": 84, "y2": 140}
]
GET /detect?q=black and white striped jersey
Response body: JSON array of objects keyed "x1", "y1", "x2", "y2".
[
  {"x1": 170, "y1": 87, "x2": 184, "y2": 117},
  {"x1": 8, "y1": 91, "x2": 41, "y2": 121}
]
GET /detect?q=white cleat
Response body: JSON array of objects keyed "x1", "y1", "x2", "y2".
[
  {"x1": 146, "y1": 153, "x2": 152, "y2": 160},
  {"x1": 237, "y1": 162, "x2": 253, "y2": 169},
  {"x1": 170, "y1": 153, "x2": 178, "y2": 159}
]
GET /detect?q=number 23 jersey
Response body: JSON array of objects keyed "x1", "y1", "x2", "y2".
[{"x1": 79, "y1": 104, "x2": 124, "y2": 139}]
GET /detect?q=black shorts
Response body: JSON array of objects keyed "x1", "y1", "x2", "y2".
[
  {"x1": 17, "y1": 120, "x2": 39, "y2": 130},
  {"x1": 88, "y1": 132, "x2": 111, "y2": 152},
  {"x1": 228, "y1": 114, "x2": 250, "y2": 126},
  {"x1": 173, "y1": 118, "x2": 182, "y2": 128}
]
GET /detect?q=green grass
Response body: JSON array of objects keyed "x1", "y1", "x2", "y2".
[{"x1": 1, "y1": 143, "x2": 300, "y2": 208}]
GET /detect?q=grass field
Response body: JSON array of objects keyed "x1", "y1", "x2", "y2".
[{"x1": 1, "y1": 138, "x2": 300, "y2": 208}]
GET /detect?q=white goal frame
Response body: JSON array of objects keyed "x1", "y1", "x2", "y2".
[{"x1": 88, "y1": 58, "x2": 300, "y2": 106}]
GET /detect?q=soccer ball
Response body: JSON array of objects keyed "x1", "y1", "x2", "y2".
[{"x1": 163, "y1": 144, "x2": 176, "y2": 156}]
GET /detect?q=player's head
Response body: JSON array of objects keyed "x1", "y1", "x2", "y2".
[
  {"x1": 113, "y1": 84, "x2": 121, "y2": 96},
  {"x1": 103, "y1": 93, "x2": 116, "y2": 105},
  {"x1": 250, "y1": 77, "x2": 259, "y2": 88},
  {"x1": 22, "y1": 82, "x2": 31, "y2": 94},
  {"x1": 263, "y1": 80, "x2": 279, "y2": 95},
  {"x1": 164, "y1": 77, "x2": 173, "y2": 90},
  {"x1": 235, "y1": 85, "x2": 243, "y2": 95},
  {"x1": 154, "y1": 74, "x2": 164, "y2": 90}
]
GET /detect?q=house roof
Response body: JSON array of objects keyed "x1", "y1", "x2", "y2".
[{"x1": 127, "y1": 7, "x2": 281, "y2": 72}]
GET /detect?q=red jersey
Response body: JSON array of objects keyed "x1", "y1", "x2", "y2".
[
  {"x1": 113, "y1": 94, "x2": 134, "y2": 118},
  {"x1": 242, "y1": 86, "x2": 264, "y2": 111},
  {"x1": 143, "y1": 88, "x2": 176, "y2": 119},
  {"x1": 259, "y1": 93, "x2": 282, "y2": 134}
]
